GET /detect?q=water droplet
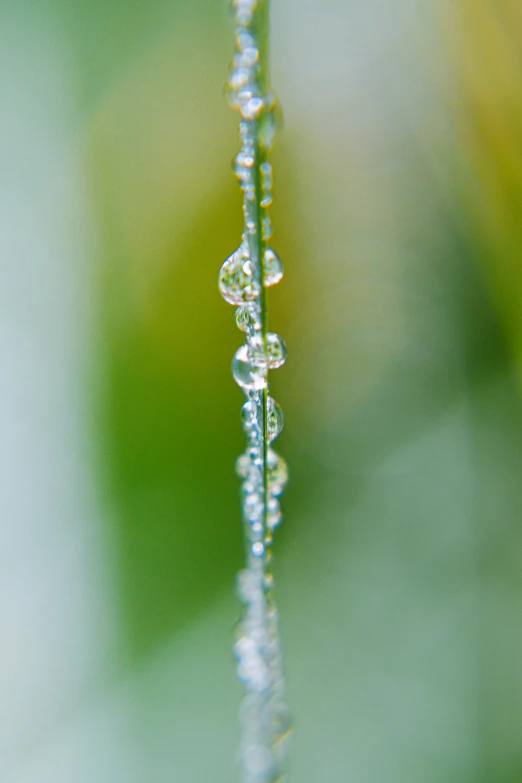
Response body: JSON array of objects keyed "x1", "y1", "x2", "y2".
[
  {"x1": 234, "y1": 149, "x2": 255, "y2": 181},
  {"x1": 260, "y1": 161, "x2": 273, "y2": 207},
  {"x1": 252, "y1": 541, "x2": 265, "y2": 558},
  {"x1": 237, "y1": 568, "x2": 259, "y2": 604},
  {"x1": 241, "y1": 399, "x2": 259, "y2": 435},
  {"x1": 244, "y1": 491, "x2": 264, "y2": 523},
  {"x1": 240, "y1": 46, "x2": 259, "y2": 67},
  {"x1": 262, "y1": 214, "x2": 272, "y2": 239},
  {"x1": 219, "y1": 245, "x2": 260, "y2": 305},
  {"x1": 241, "y1": 95, "x2": 264, "y2": 119},
  {"x1": 272, "y1": 704, "x2": 293, "y2": 745},
  {"x1": 267, "y1": 449, "x2": 288, "y2": 495},
  {"x1": 267, "y1": 396, "x2": 284, "y2": 442},
  {"x1": 267, "y1": 505, "x2": 282, "y2": 530},
  {"x1": 263, "y1": 248, "x2": 283, "y2": 287},
  {"x1": 249, "y1": 333, "x2": 287, "y2": 369},
  {"x1": 233, "y1": 344, "x2": 267, "y2": 390},
  {"x1": 236, "y1": 452, "x2": 252, "y2": 478},
  {"x1": 236, "y1": 305, "x2": 256, "y2": 332},
  {"x1": 258, "y1": 94, "x2": 284, "y2": 149},
  {"x1": 236, "y1": 29, "x2": 256, "y2": 51}
]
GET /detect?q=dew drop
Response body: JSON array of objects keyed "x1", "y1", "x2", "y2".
[
  {"x1": 260, "y1": 161, "x2": 273, "y2": 207},
  {"x1": 258, "y1": 94, "x2": 284, "y2": 150},
  {"x1": 241, "y1": 399, "x2": 259, "y2": 436},
  {"x1": 233, "y1": 344, "x2": 268, "y2": 390},
  {"x1": 236, "y1": 452, "x2": 252, "y2": 479},
  {"x1": 219, "y1": 245, "x2": 260, "y2": 305},
  {"x1": 262, "y1": 214, "x2": 272, "y2": 239},
  {"x1": 263, "y1": 248, "x2": 283, "y2": 287},
  {"x1": 241, "y1": 95, "x2": 264, "y2": 119},
  {"x1": 267, "y1": 396, "x2": 284, "y2": 442},
  {"x1": 249, "y1": 333, "x2": 287, "y2": 369},
  {"x1": 236, "y1": 305, "x2": 255, "y2": 332},
  {"x1": 252, "y1": 541, "x2": 265, "y2": 558},
  {"x1": 237, "y1": 568, "x2": 259, "y2": 604},
  {"x1": 267, "y1": 449, "x2": 288, "y2": 495},
  {"x1": 244, "y1": 491, "x2": 264, "y2": 523},
  {"x1": 267, "y1": 505, "x2": 282, "y2": 530}
]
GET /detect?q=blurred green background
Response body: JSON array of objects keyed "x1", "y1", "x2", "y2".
[{"x1": 2, "y1": 1, "x2": 522, "y2": 781}]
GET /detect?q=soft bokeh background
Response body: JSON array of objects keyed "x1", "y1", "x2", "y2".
[{"x1": 2, "y1": 0, "x2": 522, "y2": 781}]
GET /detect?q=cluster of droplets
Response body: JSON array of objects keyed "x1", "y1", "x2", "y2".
[{"x1": 220, "y1": 2, "x2": 290, "y2": 782}]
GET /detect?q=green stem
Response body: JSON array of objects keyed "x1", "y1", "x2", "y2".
[{"x1": 253, "y1": 0, "x2": 271, "y2": 545}]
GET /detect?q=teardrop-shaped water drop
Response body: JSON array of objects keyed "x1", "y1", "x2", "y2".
[
  {"x1": 235, "y1": 305, "x2": 257, "y2": 332},
  {"x1": 267, "y1": 449, "x2": 288, "y2": 495},
  {"x1": 249, "y1": 333, "x2": 287, "y2": 369},
  {"x1": 234, "y1": 149, "x2": 255, "y2": 184},
  {"x1": 241, "y1": 399, "x2": 259, "y2": 437},
  {"x1": 267, "y1": 396, "x2": 284, "y2": 442},
  {"x1": 233, "y1": 344, "x2": 267, "y2": 390},
  {"x1": 260, "y1": 161, "x2": 273, "y2": 207},
  {"x1": 262, "y1": 214, "x2": 272, "y2": 239},
  {"x1": 266, "y1": 496, "x2": 282, "y2": 529},
  {"x1": 244, "y1": 491, "x2": 264, "y2": 524},
  {"x1": 258, "y1": 94, "x2": 284, "y2": 150},
  {"x1": 219, "y1": 245, "x2": 260, "y2": 305},
  {"x1": 263, "y1": 248, "x2": 283, "y2": 287}
]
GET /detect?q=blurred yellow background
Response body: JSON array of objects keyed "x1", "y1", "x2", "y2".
[{"x1": 2, "y1": 1, "x2": 522, "y2": 781}]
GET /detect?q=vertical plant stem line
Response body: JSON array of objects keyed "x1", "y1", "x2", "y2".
[{"x1": 219, "y1": 0, "x2": 291, "y2": 780}]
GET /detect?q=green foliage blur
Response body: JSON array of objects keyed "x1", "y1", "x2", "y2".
[{"x1": 2, "y1": 1, "x2": 522, "y2": 781}]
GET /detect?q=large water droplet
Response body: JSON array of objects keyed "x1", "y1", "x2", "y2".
[
  {"x1": 219, "y1": 245, "x2": 260, "y2": 305},
  {"x1": 249, "y1": 333, "x2": 287, "y2": 369},
  {"x1": 267, "y1": 396, "x2": 284, "y2": 442},
  {"x1": 233, "y1": 344, "x2": 267, "y2": 390},
  {"x1": 263, "y1": 248, "x2": 283, "y2": 287}
]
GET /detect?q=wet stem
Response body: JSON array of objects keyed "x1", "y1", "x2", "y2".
[{"x1": 252, "y1": 0, "x2": 270, "y2": 549}]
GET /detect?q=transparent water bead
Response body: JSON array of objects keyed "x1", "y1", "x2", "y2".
[
  {"x1": 235, "y1": 636, "x2": 270, "y2": 693},
  {"x1": 219, "y1": 244, "x2": 260, "y2": 305},
  {"x1": 271, "y1": 703, "x2": 293, "y2": 746},
  {"x1": 267, "y1": 449, "x2": 288, "y2": 495},
  {"x1": 263, "y1": 248, "x2": 283, "y2": 287},
  {"x1": 267, "y1": 396, "x2": 283, "y2": 442},
  {"x1": 258, "y1": 94, "x2": 284, "y2": 150},
  {"x1": 241, "y1": 399, "x2": 259, "y2": 437},
  {"x1": 235, "y1": 304, "x2": 259, "y2": 333},
  {"x1": 241, "y1": 95, "x2": 264, "y2": 120},
  {"x1": 260, "y1": 162, "x2": 273, "y2": 207},
  {"x1": 230, "y1": 0, "x2": 257, "y2": 25},
  {"x1": 237, "y1": 568, "x2": 260, "y2": 604},
  {"x1": 244, "y1": 491, "x2": 263, "y2": 524},
  {"x1": 233, "y1": 344, "x2": 267, "y2": 390},
  {"x1": 252, "y1": 541, "x2": 265, "y2": 558},
  {"x1": 262, "y1": 214, "x2": 272, "y2": 239},
  {"x1": 249, "y1": 333, "x2": 287, "y2": 369},
  {"x1": 234, "y1": 149, "x2": 255, "y2": 184},
  {"x1": 266, "y1": 497, "x2": 282, "y2": 529}
]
